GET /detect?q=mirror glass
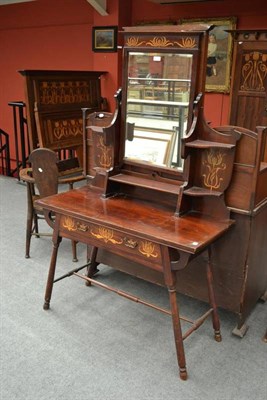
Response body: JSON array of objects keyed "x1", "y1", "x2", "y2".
[{"x1": 125, "y1": 52, "x2": 193, "y2": 169}]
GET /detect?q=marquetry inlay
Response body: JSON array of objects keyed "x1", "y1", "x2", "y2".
[
  {"x1": 175, "y1": 37, "x2": 197, "y2": 48},
  {"x1": 146, "y1": 37, "x2": 175, "y2": 47},
  {"x1": 49, "y1": 118, "x2": 83, "y2": 140},
  {"x1": 96, "y1": 136, "x2": 112, "y2": 168},
  {"x1": 61, "y1": 217, "x2": 159, "y2": 259},
  {"x1": 126, "y1": 36, "x2": 197, "y2": 49},
  {"x1": 62, "y1": 216, "x2": 77, "y2": 231},
  {"x1": 138, "y1": 241, "x2": 159, "y2": 258},
  {"x1": 126, "y1": 37, "x2": 146, "y2": 47},
  {"x1": 202, "y1": 150, "x2": 226, "y2": 191},
  {"x1": 39, "y1": 80, "x2": 92, "y2": 104},
  {"x1": 241, "y1": 51, "x2": 267, "y2": 91},
  {"x1": 90, "y1": 227, "x2": 123, "y2": 245}
]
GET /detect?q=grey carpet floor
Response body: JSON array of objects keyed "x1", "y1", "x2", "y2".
[{"x1": 0, "y1": 176, "x2": 266, "y2": 400}]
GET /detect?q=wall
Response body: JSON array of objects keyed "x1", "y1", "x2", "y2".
[
  {"x1": 90, "y1": 0, "x2": 132, "y2": 111},
  {"x1": 132, "y1": 0, "x2": 267, "y2": 127},
  {"x1": 0, "y1": 1, "x2": 88, "y2": 167},
  {"x1": 0, "y1": 0, "x2": 266, "y2": 170}
]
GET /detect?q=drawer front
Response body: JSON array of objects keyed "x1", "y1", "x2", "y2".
[{"x1": 60, "y1": 215, "x2": 162, "y2": 269}]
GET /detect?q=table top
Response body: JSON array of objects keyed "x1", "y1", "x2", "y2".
[{"x1": 37, "y1": 185, "x2": 234, "y2": 254}]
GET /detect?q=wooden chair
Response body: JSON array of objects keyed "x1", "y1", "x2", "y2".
[{"x1": 19, "y1": 148, "x2": 78, "y2": 261}]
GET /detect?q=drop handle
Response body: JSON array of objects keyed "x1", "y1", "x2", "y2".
[
  {"x1": 77, "y1": 223, "x2": 88, "y2": 232},
  {"x1": 123, "y1": 237, "x2": 138, "y2": 249}
]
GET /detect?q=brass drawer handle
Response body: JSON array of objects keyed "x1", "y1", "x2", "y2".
[
  {"x1": 77, "y1": 223, "x2": 88, "y2": 232},
  {"x1": 123, "y1": 237, "x2": 138, "y2": 249}
]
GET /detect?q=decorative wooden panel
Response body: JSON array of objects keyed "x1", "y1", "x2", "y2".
[
  {"x1": 229, "y1": 30, "x2": 267, "y2": 132},
  {"x1": 19, "y1": 70, "x2": 106, "y2": 152}
]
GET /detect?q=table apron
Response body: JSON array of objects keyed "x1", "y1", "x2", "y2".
[{"x1": 58, "y1": 213, "x2": 166, "y2": 272}]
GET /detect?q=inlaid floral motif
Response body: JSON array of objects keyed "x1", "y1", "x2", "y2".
[
  {"x1": 241, "y1": 51, "x2": 267, "y2": 91},
  {"x1": 62, "y1": 216, "x2": 77, "y2": 231},
  {"x1": 52, "y1": 119, "x2": 83, "y2": 140},
  {"x1": 126, "y1": 36, "x2": 196, "y2": 49},
  {"x1": 126, "y1": 37, "x2": 145, "y2": 47},
  {"x1": 202, "y1": 150, "x2": 226, "y2": 191},
  {"x1": 96, "y1": 137, "x2": 112, "y2": 168},
  {"x1": 39, "y1": 80, "x2": 90, "y2": 104},
  {"x1": 175, "y1": 37, "x2": 197, "y2": 48},
  {"x1": 91, "y1": 227, "x2": 123, "y2": 245},
  {"x1": 139, "y1": 241, "x2": 159, "y2": 258},
  {"x1": 146, "y1": 37, "x2": 174, "y2": 47}
]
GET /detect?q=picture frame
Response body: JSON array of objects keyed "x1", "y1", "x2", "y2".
[
  {"x1": 179, "y1": 17, "x2": 237, "y2": 92},
  {"x1": 92, "y1": 26, "x2": 118, "y2": 52},
  {"x1": 125, "y1": 127, "x2": 176, "y2": 167}
]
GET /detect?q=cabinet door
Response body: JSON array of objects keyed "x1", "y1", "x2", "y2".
[{"x1": 229, "y1": 32, "x2": 267, "y2": 131}]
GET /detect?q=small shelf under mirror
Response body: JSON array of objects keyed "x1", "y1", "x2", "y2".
[
  {"x1": 185, "y1": 140, "x2": 236, "y2": 149},
  {"x1": 109, "y1": 173, "x2": 181, "y2": 195}
]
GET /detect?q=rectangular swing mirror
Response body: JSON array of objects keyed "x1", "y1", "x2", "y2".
[{"x1": 124, "y1": 52, "x2": 193, "y2": 170}]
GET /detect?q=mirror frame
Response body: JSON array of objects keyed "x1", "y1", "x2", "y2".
[
  {"x1": 119, "y1": 24, "x2": 211, "y2": 179},
  {"x1": 124, "y1": 51, "x2": 194, "y2": 169}
]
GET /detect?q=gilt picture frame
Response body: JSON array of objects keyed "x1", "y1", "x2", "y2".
[
  {"x1": 92, "y1": 26, "x2": 118, "y2": 52},
  {"x1": 180, "y1": 17, "x2": 237, "y2": 92},
  {"x1": 125, "y1": 127, "x2": 176, "y2": 167}
]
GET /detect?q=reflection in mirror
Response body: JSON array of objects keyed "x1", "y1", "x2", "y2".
[{"x1": 125, "y1": 52, "x2": 193, "y2": 169}]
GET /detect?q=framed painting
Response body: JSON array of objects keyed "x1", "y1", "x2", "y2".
[
  {"x1": 125, "y1": 128, "x2": 176, "y2": 167},
  {"x1": 180, "y1": 17, "x2": 237, "y2": 92},
  {"x1": 92, "y1": 26, "x2": 118, "y2": 52}
]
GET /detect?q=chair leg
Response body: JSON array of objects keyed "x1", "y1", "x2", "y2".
[
  {"x1": 25, "y1": 184, "x2": 34, "y2": 258},
  {"x1": 33, "y1": 213, "x2": 40, "y2": 238},
  {"x1": 72, "y1": 240, "x2": 78, "y2": 262},
  {"x1": 206, "y1": 249, "x2": 222, "y2": 342},
  {"x1": 25, "y1": 211, "x2": 33, "y2": 258}
]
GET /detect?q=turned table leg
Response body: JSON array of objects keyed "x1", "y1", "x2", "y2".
[
  {"x1": 43, "y1": 225, "x2": 62, "y2": 310},
  {"x1": 161, "y1": 246, "x2": 187, "y2": 380},
  {"x1": 206, "y1": 248, "x2": 222, "y2": 342},
  {"x1": 168, "y1": 285, "x2": 187, "y2": 380},
  {"x1": 85, "y1": 246, "x2": 99, "y2": 286}
]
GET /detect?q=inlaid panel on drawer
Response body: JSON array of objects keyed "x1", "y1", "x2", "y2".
[{"x1": 60, "y1": 215, "x2": 163, "y2": 271}]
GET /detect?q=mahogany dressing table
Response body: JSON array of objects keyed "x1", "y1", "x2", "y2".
[
  {"x1": 37, "y1": 25, "x2": 241, "y2": 380},
  {"x1": 83, "y1": 27, "x2": 267, "y2": 336}
]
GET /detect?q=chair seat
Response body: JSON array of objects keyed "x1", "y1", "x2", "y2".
[{"x1": 20, "y1": 166, "x2": 85, "y2": 186}]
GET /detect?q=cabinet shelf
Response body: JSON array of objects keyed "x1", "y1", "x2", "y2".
[
  {"x1": 185, "y1": 140, "x2": 235, "y2": 149},
  {"x1": 183, "y1": 186, "x2": 223, "y2": 197},
  {"x1": 109, "y1": 173, "x2": 180, "y2": 194}
]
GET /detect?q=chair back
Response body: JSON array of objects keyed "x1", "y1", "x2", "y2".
[{"x1": 29, "y1": 148, "x2": 59, "y2": 198}]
